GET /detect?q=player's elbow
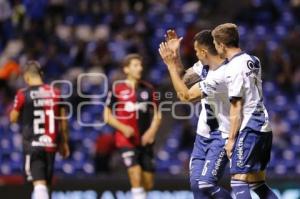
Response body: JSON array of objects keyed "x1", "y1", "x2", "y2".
[
  {"x1": 177, "y1": 92, "x2": 190, "y2": 102},
  {"x1": 178, "y1": 95, "x2": 188, "y2": 102},
  {"x1": 182, "y1": 91, "x2": 198, "y2": 102}
]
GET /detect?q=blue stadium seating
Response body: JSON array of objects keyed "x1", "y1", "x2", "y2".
[{"x1": 0, "y1": 0, "x2": 299, "y2": 176}]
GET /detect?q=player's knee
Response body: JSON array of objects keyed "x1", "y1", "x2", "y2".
[
  {"x1": 128, "y1": 165, "x2": 143, "y2": 187},
  {"x1": 33, "y1": 180, "x2": 47, "y2": 186},
  {"x1": 232, "y1": 171, "x2": 265, "y2": 183}
]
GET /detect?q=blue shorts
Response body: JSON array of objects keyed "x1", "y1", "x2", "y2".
[
  {"x1": 190, "y1": 131, "x2": 228, "y2": 184},
  {"x1": 230, "y1": 128, "x2": 273, "y2": 174}
]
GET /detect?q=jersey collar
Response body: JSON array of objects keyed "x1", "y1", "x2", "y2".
[{"x1": 227, "y1": 51, "x2": 245, "y2": 63}]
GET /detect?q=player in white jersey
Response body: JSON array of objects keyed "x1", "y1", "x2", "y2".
[
  {"x1": 159, "y1": 30, "x2": 232, "y2": 199},
  {"x1": 211, "y1": 23, "x2": 278, "y2": 199}
]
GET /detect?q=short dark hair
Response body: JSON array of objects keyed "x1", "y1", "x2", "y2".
[
  {"x1": 23, "y1": 60, "x2": 43, "y2": 77},
  {"x1": 212, "y1": 23, "x2": 239, "y2": 48},
  {"x1": 122, "y1": 53, "x2": 142, "y2": 68},
  {"x1": 193, "y1": 30, "x2": 218, "y2": 55}
]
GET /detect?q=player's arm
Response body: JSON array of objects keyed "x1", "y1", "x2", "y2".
[
  {"x1": 169, "y1": 69, "x2": 203, "y2": 102},
  {"x1": 141, "y1": 103, "x2": 162, "y2": 146},
  {"x1": 165, "y1": 29, "x2": 185, "y2": 75},
  {"x1": 10, "y1": 90, "x2": 25, "y2": 123},
  {"x1": 103, "y1": 106, "x2": 134, "y2": 138},
  {"x1": 183, "y1": 67, "x2": 201, "y2": 88},
  {"x1": 159, "y1": 42, "x2": 203, "y2": 102},
  {"x1": 225, "y1": 98, "x2": 243, "y2": 157},
  {"x1": 58, "y1": 107, "x2": 70, "y2": 158},
  {"x1": 225, "y1": 65, "x2": 245, "y2": 158},
  {"x1": 165, "y1": 30, "x2": 202, "y2": 87}
]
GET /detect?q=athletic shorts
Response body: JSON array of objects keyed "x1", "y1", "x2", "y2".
[
  {"x1": 24, "y1": 150, "x2": 55, "y2": 184},
  {"x1": 119, "y1": 145, "x2": 155, "y2": 172},
  {"x1": 230, "y1": 128, "x2": 272, "y2": 174},
  {"x1": 189, "y1": 131, "x2": 228, "y2": 184}
]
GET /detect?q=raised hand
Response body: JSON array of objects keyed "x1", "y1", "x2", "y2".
[
  {"x1": 159, "y1": 42, "x2": 178, "y2": 70},
  {"x1": 165, "y1": 29, "x2": 178, "y2": 41},
  {"x1": 164, "y1": 29, "x2": 183, "y2": 53},
  {"x1": 141, "y1": 130, "x2": 155, "y2": 146}
]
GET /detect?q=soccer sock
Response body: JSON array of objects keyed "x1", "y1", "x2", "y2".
[
  {"x1": 33, "y1": 184, "x2": 49, "y2": 199},
  {"x1": 131, "y1": 187, "x2": 146, "y2": 199},
  {"x1": 250, "y1": 182, "x2": 278, "y2": 199},
  {"x1": 231, "y1": 179, "x2": 252, "y2": 199},
  {"x1": 197, "y1": 181, "x2": 232, "y2": 199},
  {"x1": 209, "y1": 186, "x2": 232, "y2": 199},
  {"x1": 190, "y1": 180, "x2": 210, "y2": 199}
]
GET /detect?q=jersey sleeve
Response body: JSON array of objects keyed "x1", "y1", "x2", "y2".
[
  {"x1": 226, "y1": 65, "x2": 244, "y2": 100},
  {"x1": 192, "y1": 61, "x2": 204, "y2": 76},
  {"x1": 13, "y1": 89, "x2": 25, "y2": 112}
]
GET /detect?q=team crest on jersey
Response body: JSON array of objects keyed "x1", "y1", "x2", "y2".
[
  {"x1": 140, "y1": 91, "x2": 149, "y2": 100},
  {"x1": 246, "y1": 60, "x2": 259, "y2": 76}
]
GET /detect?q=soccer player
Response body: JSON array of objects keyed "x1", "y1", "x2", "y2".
[
  {"x1": 10, "y1": 61, "x2": 70, "y2": 199},
  {"x1": 212, "y1": 23, "x2": 278, "y2": 199},
  {"x1": 104, "y1": 54, "x2": 161, "y2": 199},
  {"x1": 159, "y1": 30, "x2": 232, "y2": 199}
]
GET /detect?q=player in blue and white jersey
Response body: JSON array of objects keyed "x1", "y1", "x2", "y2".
[
  {"x1": 159, "y1": 30, "x2": 232, "y2": 199},
  {"x1": 212, "y1": 23, "x2": 278, "y2": 199}
]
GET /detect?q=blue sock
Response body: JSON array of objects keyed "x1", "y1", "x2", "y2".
[
  {"x1": 250, "y1": 182, "x2": 278, "y2": 199},
  {"x1": 190, "y1": 180, "x2": 210, "y2": 199},
  {"x1": 231, "y1": 179, "x2": 252, "y2": 199},
  {"x1": 205, "y1": 186, "x2": 232, "y2": 199}
]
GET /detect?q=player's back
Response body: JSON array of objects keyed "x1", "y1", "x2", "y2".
[
  {"x1": 14, "y1": 84, "x2": 62, "y2": 152},
  {"x1": 193, "y1": 61, "x2": 230, "y2": 138},
  {"x1": 225, "y1": 52, "x2": 272, "y2": 132}
]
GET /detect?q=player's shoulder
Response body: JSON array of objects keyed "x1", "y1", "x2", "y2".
[
  {"x1": 139, "y1": 80, "x2": 154, "y2": 90},
  {"x1": 209, "y1": 60, "x2": 228, "y2": 78},
  {"x1": 226, "y1": 52, "x2": 249, "y2": 74},
  {"x1": 41, "y1": 84, "x2": 62, "y2": 97},
  {"x1": 15, "y1": 88, "x2": 28, "y2": 97},
  {"x1": 17, "y1": 87, "x2": 27, "y2": 93},
  {"x1": 229, "y1": 52, "x2": 246, "y2": 64},
  {"x1": 110, "y1": 80, "x2": 134, "y2": 97},
  {"x1": 112, "y1": 80, "x2": 128, "y2": 90},
  {"x1": 231, "y1": 52, "x2": 260, "y2": 66}
]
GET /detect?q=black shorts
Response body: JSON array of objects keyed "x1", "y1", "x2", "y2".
[
  {"x1": 119, "y1": 145, "x2": 155, "y2": 172},
  {"x1": 24, "y1": 150, "x2": 55, "y2": 184}
]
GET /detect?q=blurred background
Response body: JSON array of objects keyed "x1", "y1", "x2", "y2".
[{"x1": 0, "y1": 0, "x2": 300, "y2": 198}]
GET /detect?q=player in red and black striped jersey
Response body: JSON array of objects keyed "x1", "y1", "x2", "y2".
[
  {"x1": 104, "y1": 54, "x2": 161, "y2": 199},
  {"x1": 10, "y1": 61, "x2": 70, "y2": 199}
]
